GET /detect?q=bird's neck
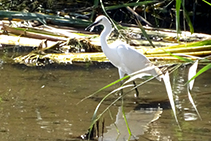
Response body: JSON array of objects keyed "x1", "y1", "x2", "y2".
[{"x1": 100, "y1": 24, "x2": 112, "y2": 52}]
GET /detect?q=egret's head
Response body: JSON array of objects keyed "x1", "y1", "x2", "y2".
[{"x1": 85, "y1": 15, "x2": 111, "y2": 31}]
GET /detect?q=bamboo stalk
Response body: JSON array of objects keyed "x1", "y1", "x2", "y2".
[
  {"x1": 15, "y1": 51, "x2": 206, "y2": 67},
  {"x1": 146, "y1": 50, "x2": 211, "y2": 57},
  {"x1": 3, "y1": 24, "x2": 67, "y2": 41},
  {"x1": 146, "y1": 40, "x2": 211, "y2": 52},
  {"x1": 0, "y1": 35, "x2": 57, "y2": 47},
  {"x1": 144, "y1": 45, "x2": 211, "y2": 54}
]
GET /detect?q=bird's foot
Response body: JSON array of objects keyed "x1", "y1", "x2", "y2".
[{"x1": 134, "y1": 93, "x2": 139, "y2": 98}]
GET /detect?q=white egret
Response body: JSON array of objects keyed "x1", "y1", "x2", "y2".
[{"x1": 86, "y1": 15, "x2": 162, "y2": 96}]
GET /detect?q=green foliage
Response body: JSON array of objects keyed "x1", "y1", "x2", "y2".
[
  {"x1": 166, "y1": 51, "x2": 193, "y2": 62},
  {"x1": 202, "y1": 0, "x2": 211, "y2": 6},
  {"x1": 135, "y1": 18, "x2": 155, "y2": 48},
  {"x1": 176, "y1": 0, "x2": 182, "y2": 35},
  {"x1": 105, "y1": 1, "x2": 155, "y2": 11},
  {"x1": 183, "y1": 8, "x2": 194, "y2": 34},
  {"x1": 0, "y1": 0, "x2": 209, "y2": 36},
  {"x1": 121, "y1": 99, "x2": 132, "y2": 140},
  {"x1": 186, "y1": 63, "x2": 211, "y2": 85}
]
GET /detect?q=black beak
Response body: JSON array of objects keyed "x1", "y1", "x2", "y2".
[{"x1": 85, "y1": 19, "x2": 102, "y2": 31}]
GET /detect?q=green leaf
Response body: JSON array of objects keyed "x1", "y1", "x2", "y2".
[
  {"x1": 176, "y1": 0, "x2": 182, "y2": 35},
  {"x1": 77, "y1": 75, "x2": 130, "y2": 104},
  {"x1": 184, "y1": 9, "x2": 194, "y2": 34},
  {"x1": 166, "y1": 51, "x2": 193, "y2": 62},
  {"x1": 186, "y1": 63, "x2": 211, "y2": 85},
  {"x1": 90, "y1": 0, "x2": 99, "y2": 21},
  {"x1": 135, "y1": 19, "x2": 155, "y2": 48},
  {"x1": 121, "y1": 99, "x2": 132, "y2": 140},
  {"x1": 202, "y1": 0, "x2": 211, "y2": 6}
]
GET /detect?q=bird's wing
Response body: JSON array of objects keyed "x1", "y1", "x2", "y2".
[{"x1": 116, "y1": 43, "x2": 152, "y2": 74}]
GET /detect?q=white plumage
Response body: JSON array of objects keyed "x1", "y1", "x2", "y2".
[{"x1": 86, "y1": 15, "x2": 162, "y2": 95}]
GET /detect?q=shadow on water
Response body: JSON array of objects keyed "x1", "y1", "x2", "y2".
[{"x1": 0, "y1": 52, "x2": 211, "y2": 141}]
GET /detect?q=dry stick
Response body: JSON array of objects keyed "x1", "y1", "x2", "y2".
[
  {"x1": 99, "y1": 0, "x2": 126, "y2": 40},
  {"x1": 126, "y1": 6, "x2": 155, "y2": 48},
  {"x1": 126, "y1": 6, "x2": 152, "y2": 26},
  {"x1": 3, "y1": 24, "x2": 67, "y2": 41}
]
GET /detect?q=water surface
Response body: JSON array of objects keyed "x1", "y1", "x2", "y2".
[{"x1": 0, "y1": 51, "x2": 211, "y2": 141}]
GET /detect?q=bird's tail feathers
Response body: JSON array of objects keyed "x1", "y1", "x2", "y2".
[
  {"x1": 130, "y1": 65, "x2": 163, "y2": 81},
  {"x1": 146, "y1": 63, "x2": 163, "y2": 81},
  {"x1": 153, "y1": 67, "x2": 163, "y2": 81}
]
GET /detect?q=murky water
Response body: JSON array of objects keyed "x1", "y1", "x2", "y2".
[{"x1": 0, "y1": 51, "x2": 211, "y2": 141}]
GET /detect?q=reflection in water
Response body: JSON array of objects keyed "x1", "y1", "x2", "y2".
[
  {"x1": 143, "y1": 64, "x2": 211, "y2": 141},
  {"x1": 0, "y1": 52, "x2": 211, "y2": 140},
  {"x1": 183, "y1": 112, "x2": 198, "y2": 121},
  {"x1": 35, "y1": 108, "x2": 72, "y2": 135},
  {"x1": 172, "y1": 66, "x2": 201, "y2": 122},
  {"x1": 36, "y1": 108, "x2": 42, "y2": 120},
  {"x1": 99, "y1": 106, "x2": 163, "y2": 141}
]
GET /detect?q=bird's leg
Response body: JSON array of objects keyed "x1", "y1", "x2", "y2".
[
  {"x1": 119, "y1": 81, "x2": 123, "y2": 95},
  {"x1": 133, "y1": 81, "x2": 139, "y2": 97},
  {"x1": 118, "y1": 69, "x2": 125, "y2": 95}
]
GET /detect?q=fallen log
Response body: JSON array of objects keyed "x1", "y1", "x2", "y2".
[{"x1": 0, "y1": 35, "x2": 57, "y2": 47}]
